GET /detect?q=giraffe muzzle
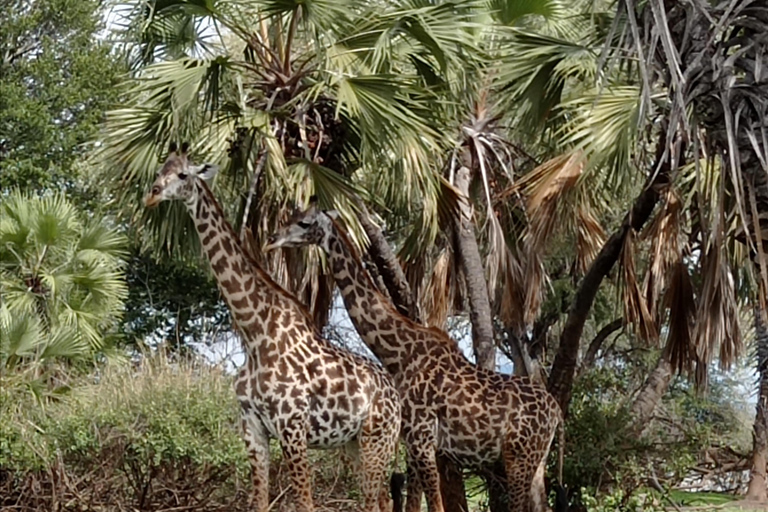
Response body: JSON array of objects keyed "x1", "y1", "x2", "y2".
[{"x1": 144, "y1": 192, "x2": 162, "y2": 208}]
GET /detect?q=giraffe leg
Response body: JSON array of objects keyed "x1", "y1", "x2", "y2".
[
  {"x1": 502, "y1": 444, "x2": 538, "y2": 512},
  {"x1": 530, "y1": 453, "x2": 551, "y2": 512},
  {"x1": 404, "y1": 460, "x2": 423, "y2": 512},
  {"x1": 240, "y1": 411, "x2": 270, "y2": 512},
  {"x1": 359, "y1": 392, "x2": 401, "y2": 512},
  {"x1": 406, "y1": 443, "x2": 443, "y2": 512},
  {"x1": 280, "y1": 425, "x2": 314, "y2": 512},
  {"x1": 530, "y1": 425, "x2": 558, "y2": 512}
]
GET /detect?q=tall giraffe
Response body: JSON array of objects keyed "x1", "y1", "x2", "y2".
[
  {"x1": 143, "y1": 144, "x2": 401, "y2": 512},
  {"x1": 266, "y1": 201, "x2": 563, "y2": 512}
]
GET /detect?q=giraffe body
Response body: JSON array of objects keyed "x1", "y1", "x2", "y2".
[
  {"x1": 267, "y1": 204, "x2": 563, "y2": 512},
  {"x1": 144, "y1": 146, "x2": 400, "y2": 512}
]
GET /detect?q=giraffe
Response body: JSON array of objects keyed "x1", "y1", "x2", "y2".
[
  {"x1": 143, "y1": 144, "x2": 401, "y2": 512},
  {"x1": 265, "y1": 201, "x2": 564, "y2": 512}
]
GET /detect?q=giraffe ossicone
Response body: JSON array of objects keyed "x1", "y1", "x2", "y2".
[
  {"x1": 145, "y1": 144, "x2": 401, "y2": 512},
  {"x1": 267, "y1": 200, "x2": 564, "y2": 512}
]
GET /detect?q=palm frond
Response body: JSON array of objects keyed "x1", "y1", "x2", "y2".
[
  {"x1": 421, "y1": 248, "x2": 455, "y2": 329},
  {"x1": 557, "y1": 85, "x2": 648, "y2": 190},
  {"x1": 618, "y1": 227, "x2": 657, "y2": 343},
  {"x1": 663, "y1": 260, "x2": 696, "y2": 376},
  {"x1": 575, "y1": 199, "x2": 606, "y2": 275},
  {"x1": 0, "y1": 306, "x2": 44, "y2": 368},
  {"x1": 496, "y1": 28, "x2": 598, "y2": 131}
]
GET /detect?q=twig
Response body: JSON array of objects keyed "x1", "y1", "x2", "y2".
[{"x1": 267, "y1": 485, "x2": 291, "y2": 512}]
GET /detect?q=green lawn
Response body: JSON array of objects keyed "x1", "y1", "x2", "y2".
[{"x1": 668, "y1": 490, "x2": 739, "y2": 506}]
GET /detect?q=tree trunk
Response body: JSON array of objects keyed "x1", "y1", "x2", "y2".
[
  {"x1": 629, "y1": 353, "x2": 673, "y2": 436},
  {"x1": 360, "y1": 204, "x2": 469, "y2": 512},
  {"x1": 452, "y1": 165, "x2": 503, "y2": 510},
  {"x1": 747, "y1": 304, "x2": 768, "y2": 501},
  {"x1": 354, "y1": 197, "x2": 421, "y2": 322},
  {"x1": 454, "y1": 165, "x2": 496, "y2": 371},
  {"x1": 548, "y1": 128, "x2": 672, "y2": 415}
]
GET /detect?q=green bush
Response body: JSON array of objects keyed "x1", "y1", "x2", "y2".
[
  {"x1": 560, "y1": 364, "x2": 751, "y2": 506},
  {"x1": 0, "y1": 354, "x2": 375, "y2": 511},
  {"x1": 0, "y1": 355, "x2": 250, "y2": 510}
]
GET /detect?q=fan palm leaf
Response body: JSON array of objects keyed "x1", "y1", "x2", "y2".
[{"x1": 0, "y1": 192, "x2": 128, "y2": 370}]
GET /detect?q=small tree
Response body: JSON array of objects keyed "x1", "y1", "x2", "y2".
[{"x1": 0, "y1": 192, "x2": 128, "y2": 382}]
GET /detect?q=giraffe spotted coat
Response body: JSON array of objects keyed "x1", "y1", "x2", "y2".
[{"x1": 144, "y1": 145, "x2": 401, "y2": 512}]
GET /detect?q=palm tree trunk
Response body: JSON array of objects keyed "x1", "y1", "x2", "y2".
[
  {"x1": 454, "y1": 165, "x2": 496, "y2": 371},
  {"x1": 629, "y1": 353, "x2": 673, "y2": 436},
  {"x1": 548, "y1": 129, "x2": 672, "y2": 414},
  {"x1": 747, "y1": 304, "x2": 768, "y2": 501},
  {"x1": 354, "y1": 198, "x2": 421, "y2": 322}
]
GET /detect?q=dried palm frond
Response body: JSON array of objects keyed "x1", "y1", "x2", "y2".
[
  {"x1": 641, "y1": 188, "x2": 683, "y2": 326},
  {"x1": 575, "y1": 199, "x2": 606, "y2": 275},
  {"x1": 662, "y1": 260, "x2": 696, "y2": 375},
  {"x1": 499, "y1": 252, "x2": 527, "y2": 336},
  {"x1": 694, "y1": 239, "x2": 742, "y2": 379},
  {"x1": 493, "y1": 151, "x2": 586, "y2": 330},
  {"x1": 619, "y1": 227, "x2": 657, "y2": 343},
  {"x1": 514, "y1": 151, "x2": 584, "y2": 216},
  {"x1": 522, "y1": 246, "x2": 547, "y2": 330},
  {"x1": 422, "y1": 248, "x2": 455, "y2": 330}
]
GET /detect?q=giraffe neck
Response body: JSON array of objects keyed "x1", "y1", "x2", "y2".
[
  {"x1": 325, "y1": 220, "x2": 420, "y2": 375},
  {"x1": 186, "y1": 182, "x2": 310, "y2": 354}
]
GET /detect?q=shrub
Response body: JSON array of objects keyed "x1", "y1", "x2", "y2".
[
  {"x1": 558, "y1": 364, "x2": 751, "y2": 507},
  {"x1": 0, "y1": 355, "x2": 250, "y2": 510},
  {"x1": 0, "y1": 353, "x2": 379, "y2": 511}
]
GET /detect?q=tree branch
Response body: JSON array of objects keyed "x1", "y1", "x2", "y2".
[
  {"x1": 579, "y1": 318, "x2": 624, "y2": 373},
  {"x1": 548, "y1": 126, "x2": 673, "y2": 415}
]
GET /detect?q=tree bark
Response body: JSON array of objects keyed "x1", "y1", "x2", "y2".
[
  {"x1": 354, "y1": 198, "x2": 422, "y2": 322},
  {"x1": 548, "y1": 129, "x2": 672, "y2": 415},
  {"x1": 629, "y1": 353, "x2": 673, "y2": 436},
  {"x1": 359, "y1": 202, "x2": 469, "y2": 512},
  {"x1": 747, "y1": 304, "x2": 768, "y2": 501},
  {"x1": 454, "y1": 165, "x2": 496, "y2": 371}
]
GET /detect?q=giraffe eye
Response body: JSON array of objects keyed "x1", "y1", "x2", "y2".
[
  {"x1": 178, "y1": 172, "x2": 188, "y2": 180},
  {"x1": 297, "y1": 221, "x2": 311, "y2": 229},
  {"x1": 151, "y1": 186, "x2": 161, "y2": 195}
]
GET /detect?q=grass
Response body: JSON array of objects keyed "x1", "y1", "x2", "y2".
[{"x1": 669, "y1": 490, "x2": 739, "y2": 506}]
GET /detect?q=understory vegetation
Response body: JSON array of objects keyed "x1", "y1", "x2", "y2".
[
  {"x1": 0, "y1": 349, "x2": 754, "y2": 511},
  {"x1": 0, "y1": 355, "x2": 376, "y2": 511}
]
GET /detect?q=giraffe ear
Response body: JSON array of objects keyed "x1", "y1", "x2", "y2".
[
  {"x1": 168, "y1": 142, "x2": 178, "y2": 154},
  {"x1": 326, "y1": 210, "x2": 341, "y2": 220},
  {"x1": 192, "y1": 163, "x2": 219, "y2": 181},
  {"x1": 180, "y1": 142, "x2": 191, "y2": 155}
]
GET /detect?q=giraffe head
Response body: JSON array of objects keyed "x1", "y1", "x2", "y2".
[
  {"x1": 264, "y1": 199, "x2": 339, "y2": 252},
  {"x1": 144, "y1": 142, "x2": 219, "y2": 208}
]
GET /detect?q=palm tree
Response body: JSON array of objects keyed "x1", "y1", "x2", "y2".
[
  {"x1": 0, "y1": 191, "x2": 128, "y2": 388},
  {"x1": 99, "y1": 0, "x2": 480, "y2": 326},
  {"x1": 492, "y1": 0, "x2": 764, "y2": 420}
]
